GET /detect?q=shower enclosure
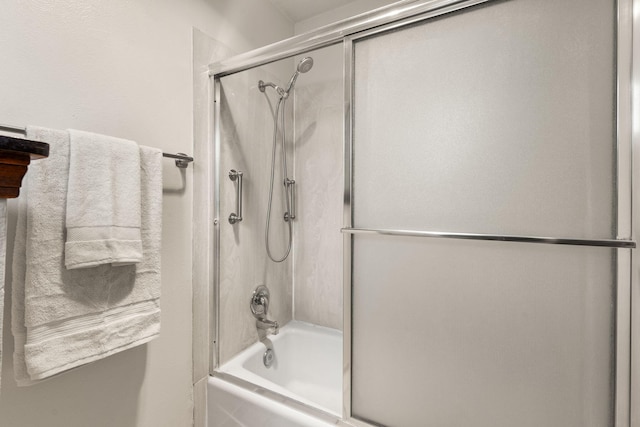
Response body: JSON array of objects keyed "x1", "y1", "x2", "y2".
[{"x1": 205, "y1": 0, "x2": 639, "y2": 426}]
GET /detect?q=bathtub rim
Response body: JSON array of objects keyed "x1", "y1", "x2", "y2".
[{"x1": 210, "y1": 371, "x2": 345, "y2": 426}]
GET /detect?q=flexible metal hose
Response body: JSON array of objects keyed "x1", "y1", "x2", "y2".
[{"x1": 265, "y1": 96, "x2": 293, "y2": 262}]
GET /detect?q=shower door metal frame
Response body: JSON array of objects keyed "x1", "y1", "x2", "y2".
[
  {"x1": 207, "y1": 0, "x2": 638, "y2": 426},
  {"x1": 617, "y1": 2, "x2": 634, "y2": 426},
  {"x1": 343, "y1": 2, "x2": 635, "y2": 426},
  {"x1": 211, "y1": 75, "x2": 221, "y2": 372}
]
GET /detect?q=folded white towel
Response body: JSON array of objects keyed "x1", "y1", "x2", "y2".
[
  {"x1": 66, "y1": 129, "x2": 142, "y2": 269},
  {"x1": 12, "y1": 126, "x2": 162, "y2": 384},
  {"x1": 0, "y1": 199, "x2": 7, "y2": 392}
]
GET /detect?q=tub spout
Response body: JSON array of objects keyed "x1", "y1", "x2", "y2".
[
  {"x1": 251, "y1": 285, "x2": 279, "y2": 335},
  {"x1": 256, "y1": 317, "x2": 279, "y2": 335}
]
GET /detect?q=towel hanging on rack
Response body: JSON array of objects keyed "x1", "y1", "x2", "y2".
[
  {"x1": 65, "y1": 129, "x2": 144, "y2": 269},
  {"x1": 12, "y1": 126, "x2": 162, "y2": 383},
  {"x1": 0, "y1": 123, "x2": 193, "y2": 168}
]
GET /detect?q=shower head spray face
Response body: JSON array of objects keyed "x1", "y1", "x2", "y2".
[
  {"x1": 285, "y1": 57, "x2": 314, "y2": 94},
  {"x1": 297, "y1": 57, "x2": 314, "y2": 73}
]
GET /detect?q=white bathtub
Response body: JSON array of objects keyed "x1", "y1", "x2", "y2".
[{"x1": 207, "y1": 321, "x2": 343, "y2": 427}]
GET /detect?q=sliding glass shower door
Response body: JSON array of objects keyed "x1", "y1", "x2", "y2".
[{"x1": 348, "y1": 0, "x2": 629, "y2": 425}]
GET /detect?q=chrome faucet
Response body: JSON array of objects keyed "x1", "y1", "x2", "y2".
[
  {"x1": 250, "y1": 285, "x2": 279, "y2": 335},
  {"x1": 256, "y1": 317, "x2": 279, "y2": 334}
]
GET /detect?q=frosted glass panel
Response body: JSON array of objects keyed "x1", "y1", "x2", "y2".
[
  {"x1": 351, "y1": 235, "x2": 615, "y2": 427},
  {"x1": 353, "y1": 0, "x2": 615, "y2": 238}
]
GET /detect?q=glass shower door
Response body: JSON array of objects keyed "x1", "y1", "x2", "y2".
[{"x1": 348, "y1": 0, "x2": 628, "y2": 426}]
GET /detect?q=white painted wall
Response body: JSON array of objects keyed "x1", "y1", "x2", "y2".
[
  {"x1": 0, "y1": 1, "x2": 292, "y2": 426},
  {"x1": 294, "y1": 0, "x2": 398, "y2": 34}
]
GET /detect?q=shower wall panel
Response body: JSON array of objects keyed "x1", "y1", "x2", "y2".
[
  {"x1": 218, "y1": 60, "x2": 294, "y2": 364},
  {"x1": 293, "y1": 45, "x2": 344, "y2": 330}
]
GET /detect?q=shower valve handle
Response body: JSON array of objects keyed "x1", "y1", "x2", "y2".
[
  {"x1": 229, "y1": 169, "x2": 243, "y2": 224},
  {"x1": 250, "y1": 285, "x2": 270, "y2": 318}
]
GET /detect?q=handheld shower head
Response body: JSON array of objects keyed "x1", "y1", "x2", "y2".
[
  {"x1": 258, "y1": 57, "x2": 314, "y2": 98},
  {"x1": 297, "y1": 57, "x2": 314, "y2": 73},
  {"x1": 285, "y1": 57, "x2": 314, "y2": 94}
]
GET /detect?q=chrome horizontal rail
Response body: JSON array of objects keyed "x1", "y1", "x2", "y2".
[
  {"x1": 0, "y1": 123, "x2": 194, "y2": 168},
  {"x1": 0, "y1": 123, "x2": 26, "y2": 134},
  {"x1": 341, "y1": 227, "x2": 636, "y2": 249}
]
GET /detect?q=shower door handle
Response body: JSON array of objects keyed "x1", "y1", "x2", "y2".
[{"x1": 229, "y1": 169, "x2": 243, "y2": 224}]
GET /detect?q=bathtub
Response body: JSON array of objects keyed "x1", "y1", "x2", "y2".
[{"x1": 207, "y1": 320, "x2": 343, "y2": 427}]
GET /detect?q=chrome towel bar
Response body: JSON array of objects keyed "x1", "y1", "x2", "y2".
[
  {"x1": 0, "y1": 123, "x2": 194, "y2": 168},
  {"x1": 341, "y1": 227, "x2": 636, "y2": 249}
]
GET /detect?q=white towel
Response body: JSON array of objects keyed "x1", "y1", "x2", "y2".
[
  {"x1": 12, "y1": 126, "x2": 162, "y2": 384},
  {"x1": 66, "y1": 129, "x2": 142, "y2": 269},
  {"x1": 0, "y1": 199, "x2": 7, "y2": 392}
]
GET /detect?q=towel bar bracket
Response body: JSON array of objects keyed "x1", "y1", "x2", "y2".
[{"x1": 162, "y1": 152, "x2": 194, "y2": 168}]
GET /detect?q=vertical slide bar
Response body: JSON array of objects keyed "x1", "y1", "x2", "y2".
[
  {"x1": 285, "y1": 178, "x2": 296, "y2": 220},
  {"x1": 617, "y1": 0, "x2": 633, "y2": 425},
  {"x1": 343, "y1": 36, "x2": 355, "y2": 422}
]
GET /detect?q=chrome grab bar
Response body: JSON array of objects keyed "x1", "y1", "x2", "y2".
[
  {"x1": 285, "y1": 178, "x2": 296, "y2": 221},
  {"x1": 228, "y1": 169, "x2": 243, "y2": 224}
]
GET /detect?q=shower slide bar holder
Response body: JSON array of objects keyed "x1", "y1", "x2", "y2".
[
  {"x1": 0, "y1": 123, "x2": 194, "y2": 168},
  {"x1": 341, "y1": 227, "x2": 636, "y2": 249}
]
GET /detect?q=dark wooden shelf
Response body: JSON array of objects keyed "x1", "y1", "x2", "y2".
[{"x1": 0, "y1": 135, "x2": 50, "y2": 198}]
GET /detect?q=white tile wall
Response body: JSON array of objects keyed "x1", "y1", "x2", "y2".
[
  {"x1": 293, "y1": 45, "x2": 344, "y2": 330},
  {"x1": 218, "y1": 44, "x2": 345, "y2": 362},
  {"x1": 218, "y1": 61, "x2": 295, "y2": 364}
]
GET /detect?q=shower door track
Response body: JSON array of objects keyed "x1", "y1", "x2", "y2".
[
  {"x1": 341, "y1": 227, "x2": 636, "y2": 249},
  {"x1": 208, "y1": 0, "x2": 495, "y2": 77}
]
